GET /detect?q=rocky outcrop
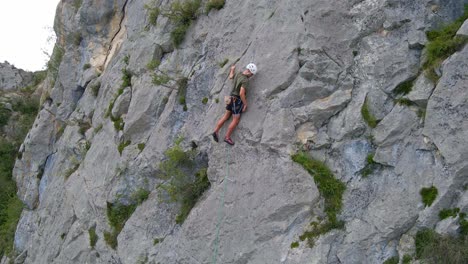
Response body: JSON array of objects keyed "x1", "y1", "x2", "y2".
[
  {"x1": 7, "y1": 0, "x2": 468, "y2": 263},
  {"x1": 0, "y1": 62, "x2": 34, "y2": 91}
]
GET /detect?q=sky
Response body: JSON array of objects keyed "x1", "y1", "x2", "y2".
[{"x1": 0, "y1": 0, "x2": 61, "y2": 72}]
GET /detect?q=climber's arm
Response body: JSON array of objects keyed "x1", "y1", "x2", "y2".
[
  {"x1": 240, "y1": 86, "x2": 247, "y2": 112},
  {"x1": 229, "y1": 65, "x2": 236, "y2": 79}
]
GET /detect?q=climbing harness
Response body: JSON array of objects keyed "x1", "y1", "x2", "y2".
[{"x1": 211, "y1": 144, "x2": 231, "y2": 264}]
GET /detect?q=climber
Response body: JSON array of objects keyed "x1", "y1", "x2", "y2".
[{"x1": 212, "y1": 63, "x2": 257, "y2": 145}]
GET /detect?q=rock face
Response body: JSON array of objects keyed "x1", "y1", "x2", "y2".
[
  {"x1": 9, "y1": 0, "x2": 468, "y2": 263},
  {"x1": 0, "y1": 62, "x2": 34, "y2": 91}
]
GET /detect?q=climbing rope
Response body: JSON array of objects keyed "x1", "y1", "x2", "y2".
[{"x1": 211, "y1": 144, "x2": 230, "y2": 264}]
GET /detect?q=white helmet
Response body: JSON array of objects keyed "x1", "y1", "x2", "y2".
[{"x1": 246, "y1": 63, "x2": 257, "y2": 75}]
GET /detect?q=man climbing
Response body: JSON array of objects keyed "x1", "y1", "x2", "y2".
[{"x1": 212, "y1": 63, "x2": 257, "y2": 145}]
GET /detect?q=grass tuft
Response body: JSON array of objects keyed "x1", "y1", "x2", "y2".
[
  {"x1": 147, "y1": 59, "x2": 161, "y2": 71},
  {"x1": 206, "y1": 0, "x2": 225, "y2": 13},
  {"x1": 361, "y1": 97, "x2": 378, "y2": 128},
  {"x1": 89, "y1": 227, "x2": 98, "y2": 248},
  {"x1": 420, "y1": 186, "x2": 438, "y2": 207},
  {"x1": 402, "y1": 254, "x2": 412, "y2": 264},
  {"x1": 383, "y1": 256, "x2": 399, "y2": 264},
  {"x1": 423, "y1": 5, "x2": 468, "y2": 82},
  {"x1": 152, "y1": 73, "x2": 170, "y2": 85},
  {"x1": 291, "y1": 152, "x2": 346, "y2": 247},
  {"x1": 162, "y1": 0, "x2": 201, "y2": 47},
  {"x1": 158, "y1": 140, "x2": 210, "y2": 224},
  {"x1": 91, "y1": 82, "x2": 101, "y2": 97},
  {"x1": 138, "y1": 143, "x2": 146, "y2": 152},
  {"x1": 439, "y1": 208, "x2": 460, "y2": 220},
  {"x1": 144, "y1": 3, "x2": 160, "y2": 26},
  {"x1": 361, "y1": 153, "x2": 377, "y2": 177},
  {"x1": 394, "y1": 79, "x2": 415, "y2": 95},
  {"x1": 118, "y1": 140, "x2": 131, "y2": 155},
  {"x1": 218, "y1": 58, "x2": 229, "y2": 68},
  {"x1": 121, "y1": 68, "x2": 132, "y2": 88},
  {"x1": 290, "y1": 241, "x2": 299, "y2": 249},
  {"x1": 415, "y1": 228, "x2": 468, "y2": 263}
]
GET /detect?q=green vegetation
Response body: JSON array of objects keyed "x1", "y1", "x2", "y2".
[
  {"x1": 424, "y1": 5, "x2": 468, "y2": 82},
  {"x1": 290, "y1": 241, "x2": 299, "y2": 249},
  {"x1": 138, "y1": 143, "x2": 146, "y2": 152},
  {"x1": 439, "y1": 208, "x2": 460, "y2": 220},
  {"x1": 105, "y1": 202, "x2": 137, "y2": 249},
  {"x1": 144, "y1": 2, "x2": 160, "y2": 26},
  {"x1": 218, "y1": 58, "x2": 229, "y2": 68},
  {"x1": 361, "y1": 97, "x2": 378, "y2": 128},
  {"x1": 415, "y1": 228, "x2": 468, "y2": 263},
  {"x1": 215, "y1": 98, "x2": 219, "y2": 104},
  {"x1": 104, "y1": 230, "x2": 118, "y2": 249},
  {"x1": 123, "y1": 55, "x2": 130, "y2": 65},
  {"x1": 91, "y1": 82, "x2": 101, "y2": 97},
  {"x1": 291, "y1": 152, "x2": 346, "y2": 247},
  {"x1": 202, "y1": 97, "x2": 208, "y2": 104},
  {"x1": 158, "y1": 140, "x2": 210, "y2": 224},
  {"x1": 460, "y1": 218, "x2": 468, "y2": 236},
  {"x1": 118, "y1": 140, "x2": 131, "y2": 155},
  {"x1": 0, "y1": 109, "x2": 10, "y2": 129},
  {"x1": 0, "y1": 73, "x2": 42, "y2": 259},
  {"x1": 83, "y1": 63, "x2": 91, "y2": 70},
  {"x1": 64, "y1": 159, "x2": 80, "y2": 179},
  {"x1": 147, "y1": 59, "x2": 161, "y2": 71},
  {"x1": 47, "y1": 44, "x2": 65, "y2": 86},
  {"x1": 395, "y1": 98, "x2": 414, "y2": 106},
  {"x1": 361, "y1": 153, "x2": 377, "y2": 177},
  {"x1": 417, "y1": 107, "x2": 426, "y2": 120},
  {"x1": 394, "y1": 79, "x2": 414, "y2": 95},
  {"x1": 79, "y1": 121, "x2": 91, "y2": 135},
  {"x1": 94, "y1": 123, "x2": 103, "y2": 134},
  {"x1": 121, "y1": 68, "x2": 132, "y2": 88},
  {"x1": 104, "y1": 188, "x2": 150, "y2": 249},
  {"x1": 177, "y1": 77, "x2": 188, "y2": 110},
  {"x1": 162, "y1": 96, "x2": 169, "y2": 105},
  {"x1": 420, "y1": 186, "x2": 438, "y2": 207},
  {"x1": 162, "y1": 0, "x2": 202, "y2": 47},
  {"x1": 89, "y1": 227, "x2": 98, "y2": 248},
  {"x1": 117, "y1": 88, "x2": 124, "y2": 96},
  {"x1": 153, "y1": 238, "x2": 163, "y2": 245},
  {"x1": 132, "y1": 188, "x2": 150, "y2": 204},
  {"x1": 402, "y1": 254, "x2": 412, "y2": 264},
  {"x1": 112, "y1": 116, "x2": 125, "y2": 131},
  {"x1": 383, "y1": 256, "x2": 399, "y2": 264},
  {"x1": 73, "y1": 0, "x2": 83, "y2": 11},
  {"x1": 152, "y1": 73, "x2": 170, "y2": 85},
  {"x1": 71, "y1": 32, "x2": 83, "y2": 46},
  {"x1": 206, "y1": 0, "x2": 225, "y2": 13}
]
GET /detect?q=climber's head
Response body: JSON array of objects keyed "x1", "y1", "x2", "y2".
[{"x1": 243, "y1": 63, "x2": 257, "y2": 77}]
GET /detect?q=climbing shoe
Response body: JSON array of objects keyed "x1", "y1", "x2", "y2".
[
  {"x1": 224, "y1": 137, "x2": 234, "y2": 146},
  {"x1": 212, "y1": 132, "x2": 219, "y2": 142}
]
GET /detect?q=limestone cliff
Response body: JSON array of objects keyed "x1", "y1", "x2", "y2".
[{"x1": 4, "y1": 0, "x2": 468, "y2": 263}]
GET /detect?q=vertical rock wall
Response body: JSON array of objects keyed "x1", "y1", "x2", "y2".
[{"x1": 8, "y1": 0, "x2": 468, "y2": 263}]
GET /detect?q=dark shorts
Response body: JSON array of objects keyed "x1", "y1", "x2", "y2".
[{"x1": 226, "y1": 96, "x2": 243, "y2": 115}]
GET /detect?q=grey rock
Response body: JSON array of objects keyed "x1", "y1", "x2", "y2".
[
  {"x1": 366, "y1": 88, "x2": 394, "y2": 121},
  {"x1": 372, "y1": 104, "x2": 419, "y2": 147},
  {"x1": 111, "y1": 87, "x2": 131, "y2": 118},
  {"x1": 456, "y1": 19, "x2": 468, "y2": 36},
  {"x1": 406, "y1": 74, "x2": 435, "y2": 107},
  {"x1": 0, "y1": 61, "x2": 34, "y2": 91},
  {"x1": 424, "y1": 45, "x2": 468, "y2": 172},
  {"x1": 11, "y1": 0, "x2": 468, "y2": 263},
  {"x1": 291, "y1": 89, "x2": 352, "y2": 127}
]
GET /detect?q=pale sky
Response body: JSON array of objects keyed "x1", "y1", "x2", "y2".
[{"x1": 0, "y1": 0, "x2": 61, "y2": 72}]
